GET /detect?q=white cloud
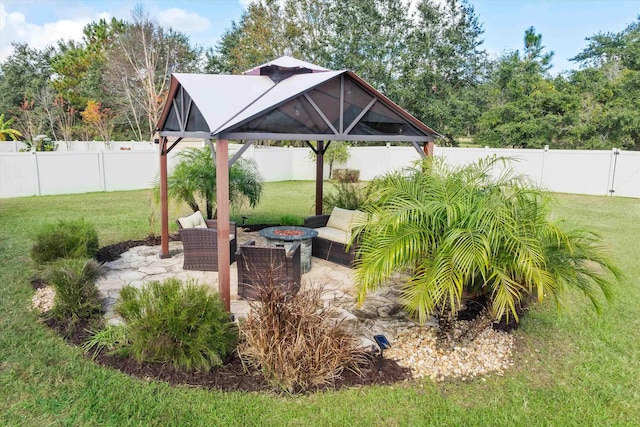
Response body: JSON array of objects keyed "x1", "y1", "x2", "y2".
[
  {"x1": 156, "y1": 8, "x2": 211, "y2": 34},
  {"x1": 0, "y1": 3, "x2": 110, "y2": 62}
]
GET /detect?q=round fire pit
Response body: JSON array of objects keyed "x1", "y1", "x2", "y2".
[{"x1": 258, "y1": 226, "x2": 318, "y2": 273}]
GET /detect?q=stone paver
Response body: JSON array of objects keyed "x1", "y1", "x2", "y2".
[{"x1": 96, "y1": 232, "x2": 428, "y2": 348}]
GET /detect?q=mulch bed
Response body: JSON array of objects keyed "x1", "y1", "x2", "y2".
[
  {"x1": 44, "y1": 314, "x2": 412, "y2": 394},
  {"x1": 96, "y1": 234, "x2": 179, "y2": 263},
  {"x1": 41, "y1": 233, "x2": 413, "y2": 394},
  {"x1": 89, "y1": 351, "x2": 411, "y2": 394}
]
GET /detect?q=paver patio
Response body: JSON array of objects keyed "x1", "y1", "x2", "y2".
[{"x1": 97, "y1": 230, "x2": 436, "y2": 350}]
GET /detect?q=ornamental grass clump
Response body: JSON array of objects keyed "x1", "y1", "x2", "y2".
[
  {"x1": 31, "y1": 218, "x2": 99, "y2": 264},
  {"x1": 238, "y1": 277, "x2": 367, "y2": 393},
  {"x1": 115, "y1": 278, "x2": 237, "y2": 372},
  {"x1": 323, "y1": 181, "x2": 371, "y2": 212},
  {"x1": 44, "y1": 258, "x2": 103, "y2": 332}
]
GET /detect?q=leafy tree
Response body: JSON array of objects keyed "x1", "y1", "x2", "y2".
[
  {"x1": 323, "y1": 0, "x2": 412, "y2": 93},
  {"x1": 162, "y1": 147, "x2": 263, "y2": 219},
  {"x1": 354, "y1": 157, "x2": 622, "y2": 324},
  {"x1": 307, "y1": 141, "x2": 350, "y2": 178},
  {"x1": 50, "y1": 18, "x2": 125, "y2": 112},
  {"x1": 0, "y1": 114, "x2": 22, "y2": 141},
  {"x1": 398, "y1": 0, "x2": 488, "y2": 143},
  {"x1": 475, "y1": 27, "x2": 578, "y2": 148},
  {"x1": 81, "y1": 100, "x2": 115, "y2": 142},
  {"x1": 0, "y1": 43, "x2": 54, "y2": 116},
  {"x1": 567, "y1": 17, "x2": 640, "y2": 150}
]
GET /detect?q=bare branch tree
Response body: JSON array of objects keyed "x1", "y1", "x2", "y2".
[{"x1": 103, "y1": 6, "x2": 200, "y2": 141}]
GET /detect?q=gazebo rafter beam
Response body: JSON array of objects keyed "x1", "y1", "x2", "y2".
[
  {"x1": 206, "y1": 138, "x2": 216, "y2": 161},
  {"x1": 229, "y1": 140, "x2": 254, "y2": 167},
  {"x1": 410, "y1": 140, "x2": 427, "y2": 158},
  {"x1": 344, "y1": 98, "x2": 377, "y2": 135},
  {"x1": 172, "y1": 99, "x2": 184, "y2": 132},
  {"x1": 303, "y1": 93, "x2": 338, "y2": 135},
  {"x1": 166, "y1": 137, "x2": 182, "y2": 154}
]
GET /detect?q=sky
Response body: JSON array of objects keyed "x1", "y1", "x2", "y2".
[{"x1": 0, "y1": 0, "x2": 638, "y2": 73}]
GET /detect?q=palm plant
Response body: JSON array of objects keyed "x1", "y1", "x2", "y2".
[
  {"x1": 162, "y1": 147, "x2": 263, "y2": 219},
  {"x1": 353, "y1": 157, "x2": 622, "y2": 324},
  {"x1": 0, "y1": 113, "x2": 22, "y2": 141}
]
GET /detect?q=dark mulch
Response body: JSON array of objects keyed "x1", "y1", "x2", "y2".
[
  {"x1": 456, "y1": 294, "x2": 527, "y2": 333},
  {"x1": 95, "y1": 234, "x2": 179, "y2": 263},
  {"x1": 43, "y1": 314, "x2": 412, "y2": 393},
  {"x1": 89, "y1": 350, "x2": 411, "y2": 394},
  {"x1": 31, "y1": 276, "x2": 48, "y2": 290}
]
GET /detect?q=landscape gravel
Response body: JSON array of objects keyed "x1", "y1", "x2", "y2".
[
  {"x1": 32, "y1": 286, "x2": 55, "y2": 313},
  {"x1": 385, "y1": 322, "x2": 515, "y2": 382}
]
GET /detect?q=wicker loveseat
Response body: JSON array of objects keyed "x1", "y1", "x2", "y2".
[
  {"x1": 304, "y1": 207, "x2": 365, "y2": 267},
  {"x1": 236, "y1": 240, "x2": 301, "y2": 300},
  {"x1": 176, "y1": 211, "x2": 237, "y2": 271}
]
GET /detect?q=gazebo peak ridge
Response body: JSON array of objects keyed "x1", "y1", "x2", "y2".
[{"x1": 243, "y1": 56, "x2": 331, "y2": 81}]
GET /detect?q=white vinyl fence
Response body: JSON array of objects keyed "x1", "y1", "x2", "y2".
[{"x1": 0, "y1": 142, "x2": 638, "y2": 199}]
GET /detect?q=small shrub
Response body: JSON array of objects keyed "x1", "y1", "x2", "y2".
[
  {"x1": 238, "y1": 278, "x2": 367, "y2": 393},
  {"x1": 333, "y1": 168, "x2": 360, "y2": 183},
  {"x1": 44, "y1": 258, "x2": 103, "y2": 326},
  {"x1": 279, "y1": 214, "x2": 302, "y2": 226},
  {"x1": 115, "y1": 278, "x2": 237, "y2": 372},
  {"x1": 31, "y1": 218, "x2": 99, "y2": 264},
  {"x1": 323, "y1": 181, "x2": 371, "y2": 212},
  {"x1": 83, "y1": 324, "x2": 130, "y2": 359}
]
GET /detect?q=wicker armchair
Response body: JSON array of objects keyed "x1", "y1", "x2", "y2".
[
  {"x1": 303, "y1": 214, "x2": 356, "y2": 267},
  {"x1": 176, "y1": 218, "x2": 237, "y2": 271},
  {"x1": 236, "y1": 240, "x2": 301, "y2": 300}
]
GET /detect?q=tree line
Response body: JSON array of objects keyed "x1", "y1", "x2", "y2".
[{"x1": 0, "y1": 0, "x2": 638, "y2": 150}]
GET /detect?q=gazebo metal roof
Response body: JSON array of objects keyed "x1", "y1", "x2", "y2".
[
  {"x1": 155, "y1": 56, "x2": 440, "y2": 311},
  {"x1": 157, "y1": 56, "x2": 439, "y2": 144}
]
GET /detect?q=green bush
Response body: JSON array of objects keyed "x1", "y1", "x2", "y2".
[
  {"x1": 333, "y1": 168, "x2": 360, "y2": 183},
  {"x1": 115, "y1": 278, "x2": 237, "y2": 372},
  {"x1": 31, "y1": 218, "x2": 99, "y2": 264},
  {"x1": 83, "y1": 324, "x2": 130, "y2": 359},
  {"x1": 44, "y1": 258, "x2": 103, "y2": 326},
  {"x1": 279, "y1": 214, "x2": 302, "y2": 226},
  {"x1": 323, "y1": 181, "x2": 371, "y2": 212},
  {"x1": 238, "y1": 279, "x2": 367, "y2": 393}
]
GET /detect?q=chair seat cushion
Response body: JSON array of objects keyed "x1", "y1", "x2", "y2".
[
  {"x1": 316, "y1": 226, "x2": 349, "y2": 244},
  {"x1": 178, "y1": 211, "x2": 207, "y2": 229}
]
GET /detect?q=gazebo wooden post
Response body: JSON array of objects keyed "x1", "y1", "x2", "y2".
[
  {"x1": 159, "y1": 136, "x2": 170, "y2": 258},
  {"x1": 215, "y1": 139, "x2": 231, "y2": 311},
  {"x1": 423, "y1": 141, "x2": 435, "y2": 157},
  {"x1": 315, "y1": 140, "x2": 324, "y2": 215}
]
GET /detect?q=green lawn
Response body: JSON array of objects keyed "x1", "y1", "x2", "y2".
[{"x1": 1, "y1": 185, "x2": 639, "y2": 426}]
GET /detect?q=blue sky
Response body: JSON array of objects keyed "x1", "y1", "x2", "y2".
[{"x1": 1, "y1": 0, "x2": 638, "y2": 73}]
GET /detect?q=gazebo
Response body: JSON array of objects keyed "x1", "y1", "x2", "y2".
[{"x1": 155, "y1": 56, "x2": 440, "y2": 310}]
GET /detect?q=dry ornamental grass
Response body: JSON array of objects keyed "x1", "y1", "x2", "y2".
[{"x1": 238, "y1": 278, "x2": 368, "y2": 393}]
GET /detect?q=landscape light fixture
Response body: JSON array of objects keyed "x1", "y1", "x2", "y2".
[{"x1": 373, "y1": 334, "x2": 390, "y2": 358}]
